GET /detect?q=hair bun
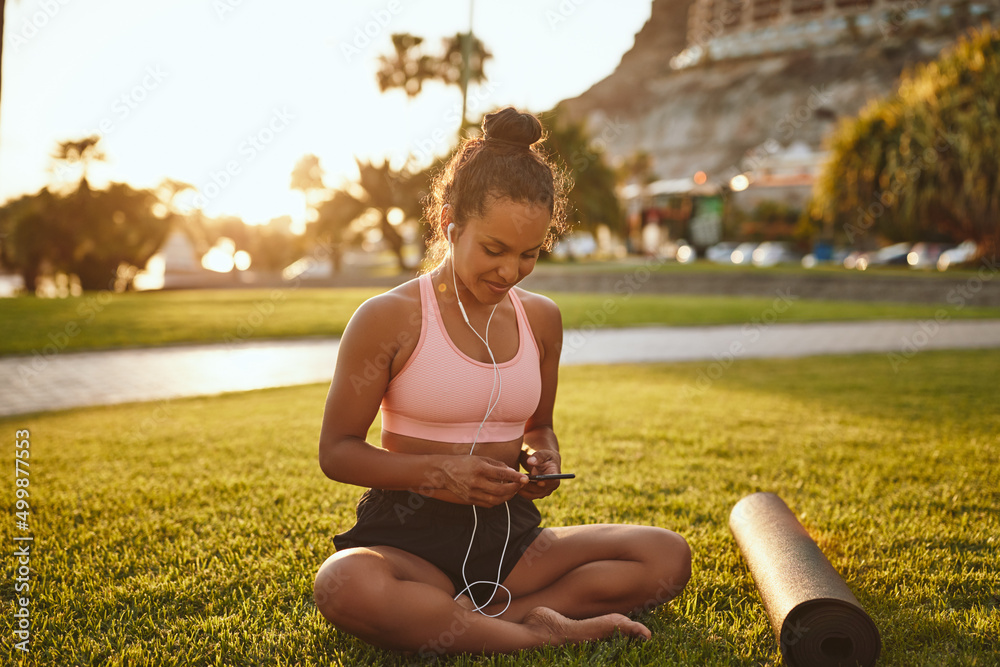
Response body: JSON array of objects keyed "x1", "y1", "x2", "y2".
[{"x1": 482, "y1": 107, "x2": 542, "y2": 149}]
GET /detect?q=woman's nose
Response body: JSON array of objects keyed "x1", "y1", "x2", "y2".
[{"x1": 498, "y1": 256, "x2": 518, "y2": 282}]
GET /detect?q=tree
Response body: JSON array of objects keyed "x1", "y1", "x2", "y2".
[
  {"x1": 0, "y1": 188, "x2": 66, "y2": 292},
  {"x1": 50, "y1": 135, "x2": 106, "y2": 186},
  {"x1": 812, "y1": 25, "x2": 1000, "y2": 258},
  {"x1": 437, "y1": 31, "x2": 492, "y2": 131},
  {"x1": 541, "y1": 106, "x2": 623, "y2": 238},
  {"x1": 618, "y1": 151, "x2": 655, "y2": 190},
  {"x1": 0, "y1": 182, "x2": 172, "y2": 292},
  {"x1": 376, "y1": 31, "x2": 492, "y2": 134},
  {"x1": 375, "y1": 33, "x2": 439, "y2": 98},
  {"x1": 68, "y1": 180, "x2": 172, "y2": 290},
  {"x1": 0, "y1": 136, "x2": 176, "y2": 293},
  {"x1": 290, "y1": 153, "x2": 326, "y2": 207},
  {"x1": 311, "y1": 189, "x2": 365, "y2": 275},
  {"x1": 310, "y1": 159, "x2": 425, "y2": 273}
]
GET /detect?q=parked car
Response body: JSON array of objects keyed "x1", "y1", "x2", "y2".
[
  {"x1": 673, "y1": 239, "x2": 696, "y2": 264},
  {"x1": 802, "y1": 246, "x2": 849, "y2": 268},
  {"x1": 843, "y1": 250, "x2": 864, "y2": 270},
  {"x1": 852, "y1": 242, "x2": 911, "y2": 270},
  {"x1": 705, "y1": 242, "x2": 739, "y2": 264},
  {"x1": 871, "y1": 242, "x2": 912, "y2": 266},
  {"x1": 551, "y1": 232, "x2": 597, "y2": 259},
  {"x1": 752, "y1": 241, "x2": 800, "y2": 267},
  {"x1": 937, "y1": 240, "x2": 978, "y2": 271},
  {"x1": 906, "y1": 242, "x2": 949, "y2": 270},
  {"x1": 729, "y1": 242, "x2": 759, "y2": 265}
]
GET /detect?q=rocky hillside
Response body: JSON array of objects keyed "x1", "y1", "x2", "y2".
[{"x1": 560, "y1": 0, "x2": 994, "y2": 186}]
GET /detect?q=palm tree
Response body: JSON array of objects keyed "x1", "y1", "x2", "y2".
[
  {"x1": 51, "y1": 135, "x2": 106, "y2": 187},
  {"x1": 437, "y1": 31, "x2": 492, "y2": 133},
  {"x1": 376, "y1": 29, "x2": 492, "y2": 137},
  {"x1": 375, "y1": 34, "x2": 438, "y2": 98},
  {"x1": 312, "y1": 159, "x2": 424, "y2": 273}
]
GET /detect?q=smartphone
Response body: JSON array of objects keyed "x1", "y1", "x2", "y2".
[{"x1": 528, "y1": 473, "x2": 575, "y2": 481}]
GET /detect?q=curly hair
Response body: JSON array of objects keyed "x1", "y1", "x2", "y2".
[{"x1": 422, "y1": 107, "x2": 572, "y2": 271}]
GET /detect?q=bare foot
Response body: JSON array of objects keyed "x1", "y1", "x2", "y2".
[{"x1": 523, "y1": 606, "x2": 651, "y2": 646}]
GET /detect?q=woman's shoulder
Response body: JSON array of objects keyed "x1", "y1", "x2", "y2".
[
  {"x1": 513, "y1": 287, "x2": 562, "y2": 333},
  {"x1": 346, "y1": 277, "x2": 423, "y2": 337}
]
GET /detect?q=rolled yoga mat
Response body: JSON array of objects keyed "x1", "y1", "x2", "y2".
[{"x1": 729, "y1": 492, "x2": 881, "y2": 667}]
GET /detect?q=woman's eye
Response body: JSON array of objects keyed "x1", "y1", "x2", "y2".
[{"x1": 484, "y1": 247, "x2": 502, "y2": 256}]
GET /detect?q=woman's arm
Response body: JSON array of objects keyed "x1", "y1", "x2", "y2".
[
  {"x1": 518, "y1": 292, "x2": 564, "y2": 498},
  {"x1": 318, "y1": 290, "x2": 527, "y2": 507}
]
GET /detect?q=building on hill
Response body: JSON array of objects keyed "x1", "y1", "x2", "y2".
[
  {"x1": 560, "y1": 0, "x2": 1000, "y2": 248},
  {"x1": 680, "y1": 0, "x2": 997, "y2": 66}
]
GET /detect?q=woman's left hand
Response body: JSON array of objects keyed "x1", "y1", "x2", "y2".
[{"x1": 518, "y1": 449, "x2": 562, "y2": 500}]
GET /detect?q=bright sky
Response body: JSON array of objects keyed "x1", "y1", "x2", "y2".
[{"x1": 0, "y1": 0, "x2": 652, "y2": 226}]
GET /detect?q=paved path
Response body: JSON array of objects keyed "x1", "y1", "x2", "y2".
[{"x1": 2, "y1": 319, "x2": 999, "y2": 418}]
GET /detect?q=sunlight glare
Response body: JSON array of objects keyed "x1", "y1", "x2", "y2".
[
  {"x1": 234, "y1": 250, "x2": 252, "y2": 271},
  {"x1": 133, "y1": 254, "x2": 166, "y2": 291},
  {"x1": 202, "y1": 238, "x2": 236, "y2": 273}
]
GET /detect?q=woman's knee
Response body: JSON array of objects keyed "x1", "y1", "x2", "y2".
[
  {"x1": 645, "y1": 528, "x2": 692, "y2": 598},
  {"x1": 670, "y1": 531, "x2": 693, "y2": 587},
  {"x1": 314, "y1": 552, "x2": 375, "y2": 622}
]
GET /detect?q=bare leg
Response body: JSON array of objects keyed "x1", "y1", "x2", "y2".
[
  {"x1": 486, "y1": 524, "x2": 692, "y2": 622},
  {"x1": 313, "y1": 546, "x2": 650, "y2": 657}
]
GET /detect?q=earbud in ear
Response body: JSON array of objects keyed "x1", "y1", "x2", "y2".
[{"x1": 447, "y1": 223, "x2": 456, "y2": 244}]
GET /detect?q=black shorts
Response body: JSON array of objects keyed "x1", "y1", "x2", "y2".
[{"x1": 333, "y1": 489, "x2": 543, "y2": 604}]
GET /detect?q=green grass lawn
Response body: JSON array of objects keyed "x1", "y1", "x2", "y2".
[
  {"x1": 1, "y1": 286, "x2": 998, "y2": 356},
  {"x1": 2, "y1": 350, "x2": 997, "y2": 665}
]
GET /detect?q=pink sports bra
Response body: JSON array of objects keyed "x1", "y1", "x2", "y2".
[{"x1": 380, "y1": 274, "x2": 543, "y2": 444}]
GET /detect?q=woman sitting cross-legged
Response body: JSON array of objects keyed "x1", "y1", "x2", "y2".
[{"x1": 313, "y1": 106, "x2": 691, "y2": 656}]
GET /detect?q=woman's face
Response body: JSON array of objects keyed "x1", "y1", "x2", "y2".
[{"x1": 450, "y1": 198, "x2": 551, "y2": 305}]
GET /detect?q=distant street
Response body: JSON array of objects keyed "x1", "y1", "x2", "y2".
[{"x1": 2, "y1": 319, "x2": 999, "y2": 418}]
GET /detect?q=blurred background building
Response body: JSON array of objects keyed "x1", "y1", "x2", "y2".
[{"x1": 561, "y1": 0, "x2": 1000, "y2": 247}]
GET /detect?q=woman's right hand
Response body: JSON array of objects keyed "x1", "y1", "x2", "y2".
[{"x1": 433, "y1": 455, "x2": 529, "y2": 507}]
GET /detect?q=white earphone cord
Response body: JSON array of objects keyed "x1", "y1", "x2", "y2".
[{"x1": 448, "y1": 228, "x2": 513, "y2": 617}]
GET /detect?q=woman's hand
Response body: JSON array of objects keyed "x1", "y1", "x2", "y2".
[
  {"x1": 436, "y1": 455, "x2": 528, "y2": 507},
  {"x1": 518, "y1": 449, "x2": 563, "y2": 500}
]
